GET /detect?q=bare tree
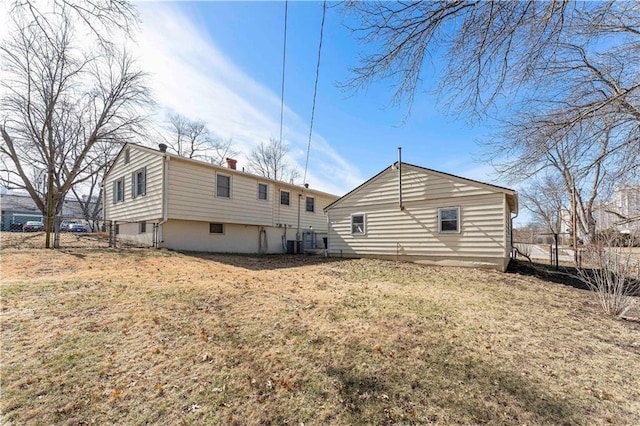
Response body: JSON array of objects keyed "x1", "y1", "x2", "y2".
[
  {"x1": 164, "y1": 113, "x2": 208, "y2": 159},
  {"x1": 247, "y1": 138, "x2": 300, "y2": 183},
  {"x1": 521, "y1": 174, "x2": 567, "y2": 236},
  {"x1": 209, "y1": 136, "x2": 239, "y2": 166},
  {"x1": 68, "y1": 140, "x2": 120, "y2": 231},
  {"x1": 163, "y1": 113, "x2": 239, "y2": 164},
  {"x1": 0, "y1": 1, "x2": 151, "y2": 247},
  {"x1": 344, "y1": 1, "x2": 640, "y2": 242}
]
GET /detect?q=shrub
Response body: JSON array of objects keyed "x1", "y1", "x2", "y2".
[{"x1": 577, "y1": 232, "x2": 640, "y2": 318}]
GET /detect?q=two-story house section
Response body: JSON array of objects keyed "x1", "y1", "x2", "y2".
[{"x1": 103, "y1": 143, "x2": 340, "y2": 253}]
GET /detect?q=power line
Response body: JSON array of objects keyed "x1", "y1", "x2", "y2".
[
  {"x1": 303, "y1": 0, "x2": 326, "y2": 185},
  {"x1": 279, "y1": 0, "x2": 288, "y2": 147}
]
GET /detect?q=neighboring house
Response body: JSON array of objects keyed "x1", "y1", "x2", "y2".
[
  {"x1": 324, "y1": 162, "x2": 518, "y2": 272},
  {"x1": 103, "y1": 143, "x2": 339, "y2": 252},
  {"x1": 0, "y1": 193, "x2": 87, "y2": 231}
]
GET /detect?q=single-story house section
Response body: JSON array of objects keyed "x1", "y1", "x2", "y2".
[
  {"x1": 324, "y1": 162, "x2": 518, "y2": 272},
  {"x1": 103, "y1": 143, "x2": 339, "y2": 253}
]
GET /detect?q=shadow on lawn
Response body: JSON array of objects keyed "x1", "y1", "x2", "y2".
[
  {"x1": 507, "y1": 259, "x2": 590, "y2": 291},
  {"x1": 179, "y1": 251, "x2": 349, "y2": 271},
  {"x1": 325, "y1": 340, "x2": 580, "y2": 425}
]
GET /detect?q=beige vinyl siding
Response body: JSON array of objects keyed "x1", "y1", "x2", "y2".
[
  {"x1": 334, "y1": 166, "x2": 497, "y2": 210},
  {"x1": 505, "y1": 198, "x2": 513, "y2": 258},
  {"x1": 328, "y1": 193, "x2": 507, "y2": 256},
  {"x1": 326, "y1": 166, "x2": 513, "y2": 271},
  {"x1": 104, "y1": 146, "x2": 163, "y2": 222},
  {"x1": 167, "y1": 158, "x2": 336, "y2": 231}
]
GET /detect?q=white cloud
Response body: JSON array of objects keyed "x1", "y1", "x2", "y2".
[{"x1": 132, "y1": 3, "x2": 364, "y2": 196}]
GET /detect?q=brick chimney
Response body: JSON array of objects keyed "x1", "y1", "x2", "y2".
[{"x1": 226, "y1": 158, "x2": 237, "y2": 170}]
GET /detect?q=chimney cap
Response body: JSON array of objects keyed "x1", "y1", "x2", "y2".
[{"x1": 158, "y1": 143, "x2": 167, "y2": 153}]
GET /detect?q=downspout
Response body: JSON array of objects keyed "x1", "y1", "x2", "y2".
[
  {"x1": 297, "y1": 191, "x2": 302, "y2": 253},
  {"x1": 510, "y1": 194, "x2": 518, "y2": 258},
  {"x1": 398, "y1": 147, "x2": 404, "y2": 211},
  {"x1": 156, "y1": 153, "x2": 169, "y2": 247}
]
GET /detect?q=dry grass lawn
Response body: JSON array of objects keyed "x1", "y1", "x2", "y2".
[{"x1": 1, "y1": 233, "x2": 639, "y2": 424}]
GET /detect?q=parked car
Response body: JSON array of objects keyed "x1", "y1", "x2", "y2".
[
  {"x1": 59, "y1": 220, "x2": 76, "y2": 231},
  {"x1": 68, "y1": 223, "x2": 88, "y2": 233},
  {"x1": 23, "y1": 221, "x2": 44, "y2": 232}
]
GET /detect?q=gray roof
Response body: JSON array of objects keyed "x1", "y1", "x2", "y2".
[{"x1": 0, "y1": 193, "x2": 87, "y2": 217}]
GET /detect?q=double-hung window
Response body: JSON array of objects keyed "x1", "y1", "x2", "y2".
[
  {"x1": 351, "y1": 214, "x2": 366, "y2": 235},
  {"x1": 216, "y1": 174, "x2": 231, "y2": 198},
  {"x1": 113, "y1": 177, "x2": 125, "y2": 204},
  {"x1": 280, "y1": 190, "x2": 290, "y2": 206},
  {"x1": 438, "y1": 207, "x2": 460, "y2": 233},
  {"x1": 132, "y1": 167, "x2": 146, "y2": 198},
  {"x1": 306, "y1": 196, "x2": 315, "y2": 213},
  {"x1": 258, "y1": 183, "x2": 268, "y2": 201}
]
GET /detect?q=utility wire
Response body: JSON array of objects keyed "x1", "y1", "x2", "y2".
[
  {"x1": 303, "y1": 0, "x2": 326, "y2": 185},
  {"x1": 278, "y1": 0, "x2": 288, "y2": 148}
]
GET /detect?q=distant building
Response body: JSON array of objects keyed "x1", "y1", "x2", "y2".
[
  {"x1": 593, "y1": 184, "x2": 640, "y2": 233},
  {"x1": 0, "y1": 193, "x2": 88, "y2": 231}
]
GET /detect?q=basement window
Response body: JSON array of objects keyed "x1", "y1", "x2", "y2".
[
  {"x1": 438, "y1": 207, "x2": 460, "y2": 233},
  {"x1": 351, "y1": 214, "x2": 366, "y2": 235},
  {"x1": 209, "y1": 223, "x2": 224, "y2": 234},
  {"x1": 139, "y1": 221, "x2": 146, "y2": 234}
]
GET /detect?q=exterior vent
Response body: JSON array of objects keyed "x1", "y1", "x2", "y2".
[
  {"x1": 226, "y1": 158, "x2": 237, "y2": 170},
  {"x1": 158, "y1": 143, "x2": 167, "y2": 153}
]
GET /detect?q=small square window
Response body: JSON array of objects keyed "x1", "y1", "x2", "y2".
[
  {"x1": 258, "y1": 183, "x2": 268, "y2": 201},
  {"x1": 209, "y1": 223, "x2": 224, "y2": 234},
  {"x1": 280, "y1": 190, "x2": 290, "y2": 206},
  {"x1": 306, "y1": 196, "x2": 315, "y2": 213},
  {"x1": 139, "y1": 221, "x2": 146, "y2": 234},
  {"x1": 217, "y1": 174, "x2": 231, "y2": 198},
  {"x1": 351, "y1": 214, "x2": 366, "y2": 235},
  {"x1": 438, "y1": 207, "x2": 460, "y2": 233}
]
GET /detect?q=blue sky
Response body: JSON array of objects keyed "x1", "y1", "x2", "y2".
[{"x1": 135, "y1": 1, "x2": 507, "y2": 207}]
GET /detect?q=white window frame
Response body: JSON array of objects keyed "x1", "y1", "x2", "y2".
[
  {"x1": 113, "y1": 177, "x2": 125, "y2": 204},
  {"x1": 258, "y1": 183, "x2": 268, "y2": 201},
  {"x1": 351, "y1": 213, "x2": 366, "y2": 235},
  {"x1": 438, "y1": 206, "x2": 461, "y2": 234},
  {"x1": 280, "y1": 190, "x2": 290, "y2": 206},
  {"x1": 305, "y1": 196, "x2": 315, "y2": 213},
  {"x1": 209, "y1": 223, "x2": 224, "y2": 234},
  {"x1": 132, "y1": 167, "x2": 146, "y2": 199},
  {"x1": 216, "y1": 173, "x2": 232, "y2": 199}
]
